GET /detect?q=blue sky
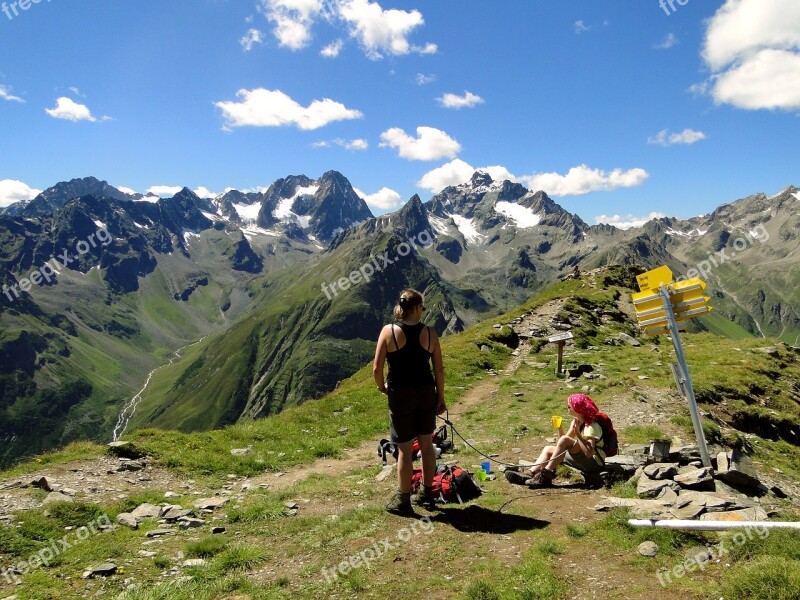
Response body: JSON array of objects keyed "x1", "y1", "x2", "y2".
[{"x1": 1, "y1": 0, "x2": 798, "y2": 228}]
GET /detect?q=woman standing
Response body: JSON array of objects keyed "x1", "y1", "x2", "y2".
[{"x1": 373, "y1": 289, "x2": 446, "y2": 515}]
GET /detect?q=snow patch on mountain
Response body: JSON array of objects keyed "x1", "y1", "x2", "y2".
[
  {"x1": 449, "y1": 213, "x2": 485, "y2": 245},
  {"x1": 666, "y1": 228, "x2": 707, "y2": 237},
  {"x1": 428, "y1": 215, "x2": 451, "y2": 236},
  {"x1": 495, "y1": 201, "x2": 540, "y2": 229},
  {"x1": 233, "y1": 202, "x2": 261, "y2": 223}
]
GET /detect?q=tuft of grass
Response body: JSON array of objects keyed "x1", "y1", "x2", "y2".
[
  {"x1": 153, "y1": 555, "x2": 171, "y2": 569},
  {"x1": 720, "y1": 556, "x2": 800, "y2": 600},
  {"x1": 464, "y1": 581, "x2": 502, "y2": 600},
  {"x1": 185, "y1": 536, "x2": 228, "y2": 559},
  {"x1": 226, "y1": 494, "x2": 290, "y2": 524},
  {"x1": 620, "y1": 425, "x2": 667, "y2": 445},
  {"x1": 210, "y1": 544, "x2": 268, "y2": 575},
  {"x1": 565, "y1": 523, "x2": 590, "y2": 538}
]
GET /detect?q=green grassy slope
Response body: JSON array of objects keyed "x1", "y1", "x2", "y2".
[{"x1": 2, "y1": 266, "x2": 799, "y2": 600}]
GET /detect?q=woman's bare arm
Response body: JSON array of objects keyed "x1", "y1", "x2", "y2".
[
  {"x1": 430, "y1": 329, "x2": 446, "y2": 414},
  {"x1": 373, "y1": 326, "x2": 389, "y2": 394}
]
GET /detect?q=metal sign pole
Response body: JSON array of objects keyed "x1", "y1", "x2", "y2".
[{"x1": 659, "y1": 286, "x2": 712, "y2": 467}]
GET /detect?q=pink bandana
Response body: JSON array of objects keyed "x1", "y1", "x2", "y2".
[{"x1": 568, "y1": 393, "x2": 599, "y2": 425}]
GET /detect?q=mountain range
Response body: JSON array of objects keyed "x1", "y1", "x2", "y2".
[{"x1": 1, "y1": 172, "x2": 798, "y2": 466}]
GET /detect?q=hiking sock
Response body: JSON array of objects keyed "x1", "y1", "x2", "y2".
[{"x1": 400, "y1": 491, "x2": 411, "y2": 503}]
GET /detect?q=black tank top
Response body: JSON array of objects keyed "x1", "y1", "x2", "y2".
[{"x1": 386, "y1": 322, "x2": 435, "y2": 387}]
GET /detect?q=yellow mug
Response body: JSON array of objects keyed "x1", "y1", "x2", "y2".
[{"x1": 551, "y1": 415, "x2": 563, "y2": 428}]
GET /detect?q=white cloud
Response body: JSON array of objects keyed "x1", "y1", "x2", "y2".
[
  {"x1": 193, "y1": 187, "x2": 220, "y2": 199},
  {"x1": 355, "y1": 186, "x2": 403, "y2": 210},
  {"x1": 0, "y1": 180, "x2": 41, "y2": 207},
  {"x1": 68, "y1": 86, "x2": 86, "y2": 98},
  {"x1": 654, "y1": 33, "x2": 679, "y2": 50},
  {"x1": 415, "y1": 73, "x2": 436, "y2": 85},
  {"x1": 379, "y1": 126, "x2": 461, "y2": 161},
  {"x1": 0, "y1": 85, "x2": 24, "y2": 103},
  {"x1": 311, "y1": 140, "x2": 330, "y2": 148},
  {"x1": 521, "y1": 165, "x2": 650, "y2": 196},
  {"x1": 438, "y1": 90, "x2": 484, "y2": 109},
  {"x1": 575, "y1": 20, "x2": 590, "y2": 34},
  {"x1": 647, "y1": 128, "x2": 707, "y2": 147},
  {"x1": 335, "y1": 138, "x2": 368, "y2": 150},
  {"x1": 416, "y1": 159, "x2": 474, "y2": 192},
  {"x1": 260, "y1": 0, "x2": 322, "y2": 50},
  {"x1": 241, "y1": 28, "x2": 264, "y2": 51},
  {"x1": 320, "y1": 39, "x2": 344, "y2": 57},
  {"x1": 215, "y1": 88, "x2": 363, "y2": 130},
  {"x1": 594, "y1": 212, "x2": 667, "y2": 230},
  {"x1": 147, "y1": 185, "x2": 183, "y2": 197},
  {"x1": 116, "y1": 186, "x2": 138, "y2": 196},
  {"x1": 700, "y1": 0, "x2": 800, "y2": 110},
  {"x1": 338, "y1": 0, "x2": 436, "y2": 59},
  {"x1": 417, "y1": 160, "x2": 649, "y2": 196},
  {"x1": 45, "y1": 97, "x2": 98, "y2": 122}
]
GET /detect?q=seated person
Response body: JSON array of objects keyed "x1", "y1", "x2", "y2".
[{"x1": 506, "y1": 393, "x2": 605, "y2": 486}]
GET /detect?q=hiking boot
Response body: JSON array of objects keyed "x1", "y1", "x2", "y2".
[
  {"x1": 385, "y1": 491, "x2": 414, "y2": 516},
  {"x1": 504, "y1": 469, "x2": 533, "y2": 486},
  {"x1": 528, "y1": 468, "x2": 555, "y2": 487},
  {"x1": 412, "y1": 486, "x2": 437, "y2": 510}
]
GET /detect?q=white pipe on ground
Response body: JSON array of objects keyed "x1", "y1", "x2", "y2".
[{"x1": 628, "y1": 519, "x2": 800, "y2": 531}]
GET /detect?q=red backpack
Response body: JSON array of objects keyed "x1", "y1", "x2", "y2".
[
  {"x1": 594, "y1": 412, "x2": 618, "y2": 457},
  {"x1": 411, "y1": 464, "x2": 482, "y2": 504}
]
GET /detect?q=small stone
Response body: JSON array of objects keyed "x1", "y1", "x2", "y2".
[
  {"x1": 230, "y1": 446, "x2": 253, "y2": 456},
  {"x1": 107, "y1": 441, "x2": 146, "y2": 459},
  {"x1": 146, "y1": 529, "x2": 174, "y2": 538},
  {"x1": 86, "y1": 563, "x2": 117, "y2": 578},
  {"x1": 638, "y1": 541, "x2": 658, "y2": 557},
  {"x1": 193, "y1": 497, "x2": 229, "y2": 510},
  {"x1": 643, "y1": 463, "x2": 679, "y2": 480},
  {"x1": 182, "y1": 559, "x2": 207, "y2": 568},
  {"x1": 164, "y1": 492, "x2": 180, "y2": 499},
  {"x1": 211, "y1": 527, "x2": 226, "y2": 534},
  {"x1": 116, "y1": 461, "x2": 145, "y2": 472},
  {"x1": 131, "y1": 503, "x2": 161, "y2": 520},
  {"x1": 178, "y1": 518, "x2": 205, "y2": 530},
  {"x1": 284, "y1": 502, "x2": 298, "y2": 509},
  {"x1": 674, "y1": 467, "x2": 716, "y2": 490},
  {"x1": 637, "y1": 477, "x2": 679, "y2": 499},
  {"x1": 137, "y1": 550, "x2": 157, "y2": 558},
  {"x1": 375, "y1": 465, "x2": 395, "y2": 482},
  {"x1": 42, "y1": 492, "x2": 73, "y2": 506},
  {"x1": 115, "y1": 513, "x2": 139, "y2": 529}
]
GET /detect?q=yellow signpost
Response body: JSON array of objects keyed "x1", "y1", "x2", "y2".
[{"x1": 631, "y1": 266, "x2": 713, "y2": 467}]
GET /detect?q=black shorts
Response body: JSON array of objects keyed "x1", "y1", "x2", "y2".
[{"x1": 387, "y1": 384, "x2": 437, "y2": 444}]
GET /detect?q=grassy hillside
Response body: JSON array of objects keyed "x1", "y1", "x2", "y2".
[{"x1": 2, "y1": 266, "x2": 799, "y2": 599}]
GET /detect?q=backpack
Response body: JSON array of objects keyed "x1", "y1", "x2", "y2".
[
  {"x1": 377, "y1": 424, "x2": 452, "y2": 466},
  {"x1": 594, "y1": 412, "x2": 618, "y2": 457},
  {"x1": 411, "y1": 464, "x2": 482, "y2": 504}
]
